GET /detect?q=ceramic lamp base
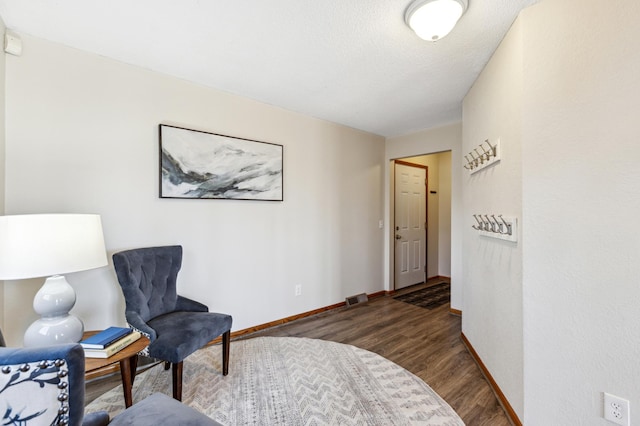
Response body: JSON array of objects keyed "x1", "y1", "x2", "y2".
[
  {"x1": 23, "y1": 315, "x2": 84, "y2": 347},
  {"x1": 23, "y1": 275, "x2": 84, "y2": 347}
]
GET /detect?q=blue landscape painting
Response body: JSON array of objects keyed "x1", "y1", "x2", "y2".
[{"x1": 160, "y1": 125, "x2": 283, "y2": 201}]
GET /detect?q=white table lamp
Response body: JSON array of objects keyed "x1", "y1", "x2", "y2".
[{"x1": 0, "y1": 214, "x2": 108, "y2": 347}]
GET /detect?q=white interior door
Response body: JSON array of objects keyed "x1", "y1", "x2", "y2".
[{"x1": 394, "y1": 162, "x2": 427, "y2": 290}]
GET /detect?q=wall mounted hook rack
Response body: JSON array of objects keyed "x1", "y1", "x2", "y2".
[
  {"x1": 464, "y1": 139, "x2": 501, "y2": 174},
  {"x1": 472, "y1": 213, "x2": 517, "y2": 242}
]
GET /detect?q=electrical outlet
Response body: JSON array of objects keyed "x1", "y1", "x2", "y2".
[
  {"x1": 604, "y1": 392, "x2": 630, "y2": 426},
  {"x1": 294, "y1": 285, "x2": 302, "y2": 296}
]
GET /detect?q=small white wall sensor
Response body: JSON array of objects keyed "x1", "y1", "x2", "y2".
[{"x1": 4, "y1": 30, "x2": 22, "y2": 56}]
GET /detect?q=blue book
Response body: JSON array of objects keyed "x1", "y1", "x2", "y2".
[{"x1": 80, "y1": 326, "x2": 132, "y2": 349}]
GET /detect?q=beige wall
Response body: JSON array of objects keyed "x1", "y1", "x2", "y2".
[{"x1": 2, "y1": 34, "x2": 386, "y2": 345}]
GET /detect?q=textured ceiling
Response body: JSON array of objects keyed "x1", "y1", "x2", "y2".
[{"x1": 0, "y1": 0, "x2": 538, "y2": 137}]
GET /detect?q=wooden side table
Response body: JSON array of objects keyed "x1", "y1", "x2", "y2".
[{"x1": 83, "y1": 330, "x2": 150, "y2": 408}]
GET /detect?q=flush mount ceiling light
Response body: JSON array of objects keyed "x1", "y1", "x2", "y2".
[{"x1": 405, "y1": 0, "x2": 468, "y2": 41}]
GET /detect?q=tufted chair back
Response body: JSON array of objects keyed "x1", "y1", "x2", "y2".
[{"x1": 112, "y1": 245, "x2": 183, "y2": 324}]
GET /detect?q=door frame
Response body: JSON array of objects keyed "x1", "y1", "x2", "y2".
[{"x1": 393, "y1": 159, "x2": 428, "y2": 290}]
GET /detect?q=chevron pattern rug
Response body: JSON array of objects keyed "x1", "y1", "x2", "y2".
[{"x1": 86, "y1": 337, "x2": 464, "y2": 425}]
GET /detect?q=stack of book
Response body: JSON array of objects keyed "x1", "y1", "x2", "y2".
[{"x1": 80, "y1": 326, "x2": 141, "y2": 358}]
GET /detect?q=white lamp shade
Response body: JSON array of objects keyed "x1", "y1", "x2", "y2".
[
  {"x1": 0, "y1": 214, "x2": 108, "y2": 280},
  {"x1": 405, "y1": 0, "x2": 468, "y2": 41}
]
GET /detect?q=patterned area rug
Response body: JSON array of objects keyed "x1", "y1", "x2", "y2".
[
  {"x1": 86, "y1": 337, "x2": 464, "y2": 425},
  {"x1": 393, "y1": 282, "x2": 450, "y2": 310}
]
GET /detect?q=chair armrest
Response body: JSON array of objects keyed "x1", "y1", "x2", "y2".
[
  {"x1": 125, "y1": 311, "x2": 157, "y2": 341},
  {"x1": 176, "y1": 295, "x2": 209, "y2": 312},
  {"x1": 83, "y1": 411, "x2": 110, "y2": 426}
]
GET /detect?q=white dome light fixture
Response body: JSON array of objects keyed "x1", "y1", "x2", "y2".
[{"x1": 405, "y1": 0, "x2": 469, "y2": 41}]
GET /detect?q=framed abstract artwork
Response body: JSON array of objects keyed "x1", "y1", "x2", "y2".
[{"x1": 159, "y1": 124, "x2": 283, "y2": 201}]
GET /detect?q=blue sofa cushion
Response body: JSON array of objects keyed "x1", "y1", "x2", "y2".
[
  {"x1": 108, "y1": 393, "x2": 221, "y2": 426},
  {"x1": 147, "y1": 311, "x2": 232, "y2": 364}
]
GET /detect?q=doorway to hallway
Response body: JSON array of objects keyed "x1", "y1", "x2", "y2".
[{"x1": 392, "y1": 151, "x2": 452, "y2": 291}]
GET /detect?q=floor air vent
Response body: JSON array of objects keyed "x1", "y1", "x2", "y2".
[{"x1": 345, "y1": 293, "x2": 368, "y2": 307}]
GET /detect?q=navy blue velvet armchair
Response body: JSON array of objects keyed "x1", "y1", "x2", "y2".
[
  {"x1": 0, "y1": 342, "x2": 220, "y2": 426},
  {"x1": 112, "y1": 245, "x2": 232, "y2": 401}
]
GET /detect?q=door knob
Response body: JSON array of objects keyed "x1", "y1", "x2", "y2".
[{"x1": 395, "y1": 234, "x2": 401, "y2": 240}]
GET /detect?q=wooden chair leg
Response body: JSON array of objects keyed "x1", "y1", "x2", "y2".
[
  {"x1": 172, "y1": 361, "x2": 183, "y2": 401},
  {"x1": 129, "y1": 354, "x2": 139, "y2": 387},
  {"x1": 164, "y1": 361, "x2": 170, "y2": 370},
  {"x1": 222, "y1": 330, "x2": 230, "y2": 376}
]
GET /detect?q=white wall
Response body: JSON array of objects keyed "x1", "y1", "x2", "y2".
[
  {"x1": 521, "y1": 0, "x2": 640, "y2": 423},
  {"x1": 461, "y1": 0, "x2": 640, "y2": 423},
  {"x1": 2, "y1": 35, "x2": 386, "y2": 346},
  {"x1": 385, "y1": 123, "x2": 462, "y2": 310},
  {"x1": 437, "y1": 151, "x2": 452, "y2": 277},
  {"x1": 461, "y1": 15, "x2": 524, "y2": 419},
  {"x1": 0, "y1": 18, "x2": 6, "y2": 333}
]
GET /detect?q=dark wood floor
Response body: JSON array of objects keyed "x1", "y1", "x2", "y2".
[{"x1": 86, "y1": 279, "x2": 511, "y2": 425}]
